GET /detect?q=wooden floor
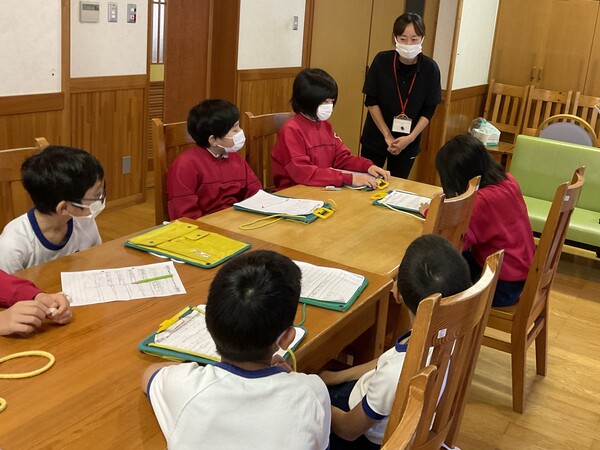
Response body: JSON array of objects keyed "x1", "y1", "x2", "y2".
[{"x1": 97, "y1": 190, "x2": 600, "y2": 450}]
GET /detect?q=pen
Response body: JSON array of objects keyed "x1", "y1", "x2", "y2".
[
  {"x1": 134, "y1": 274, "x2": 174, "y2": 284},
  {"x1": 156, "y1": 306, "x2": 192, "y2": 333}
]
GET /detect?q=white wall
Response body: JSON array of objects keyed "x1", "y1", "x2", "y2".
[
  {"x1": 0, "y1": 0, "x2": 62, "y2": 96},
  {"x1": 238, "y1": 0, "x2": 305, "y2": 70},
  {"x1": 432, "y1": 0, "x2": 458, "y2": 90},
  {"x1": 452, "y1": 0, "x2": 499, "y2": 89},
  {"x1": 71, "y1": 0, "x2": 148, "y2": 78}
]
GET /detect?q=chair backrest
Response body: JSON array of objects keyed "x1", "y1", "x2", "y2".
[
  {"x1": 484, "y1": 80, "x2": 529, "y2": 142},
  {"x1": 244, "y1": 111, "x2": 294, "y2": 192},
  {"x1": 514, "y1": 167, "x2": 585, "y2": 335},
  {"x1": 383, "y1": 250, "x2": 504, "y2": 449},
  {"x1": 422, "y1": 176, "x2": 480, "y2": 251},
  {"x1": 521, "y1": 87, "x2": 573, "y2": 137},
  {"x1": 152, "y1": 118, "x2": 195, "y2": 225},
  {"x1": 0, "y1": 137, "x2": 49, "y2": 232},
  {"x1": 536, "y1": 114, "x2": 597, "y2": 147},
  {"x1": 571, "y1": 92, "x2": 600, "y2": 144},
  {"x1": 381, "y1": 365, "x2": 437, "y2": 450}
]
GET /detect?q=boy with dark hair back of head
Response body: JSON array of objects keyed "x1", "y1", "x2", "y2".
[
  {"x1": 0, "y1": 145, "x2": 105, "y2": 273},
  {"x1": 142, "y1": 250, "x2": 331, "y2": 449},
  {"x1": 166, "y1": 98, "x2": 262, "y2": 220},
  {"x1": 321, "y1": 234, "x2": 471, "y2": 449}
]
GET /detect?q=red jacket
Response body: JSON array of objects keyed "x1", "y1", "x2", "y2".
[
  {"x1": 272, "y1": 114, "x2": 374, "y2": 190},
  {"x1": 167, "y1": 145, "x2": 262, "y2": 219},
  {"x1": 0, "y1": 270, "x2": 41, "y2": 308},
  {"x1": 464, "y1": 174, "x2": 534, "y2": 281}
]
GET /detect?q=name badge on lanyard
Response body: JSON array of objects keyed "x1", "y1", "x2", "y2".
[
  {"x1": 393, "y1": 53, "x2": 417, "y2": 135},
  {"x1": 393, "y1": 114, "x2": 412, "y2": 134}
]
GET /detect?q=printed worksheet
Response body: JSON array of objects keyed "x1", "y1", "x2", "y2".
[
  {"x1": 61, "y1": 261, "x2": 186, "y2": 306},
  {"x1": 379, "y1": 190, "x2": 431, "y2": 212},
  {"x1": 234, "y1": 189, "x2": 324, "y2": 215},
  {"x1": 294, "y1": 261, "x2": 366, "y2": 304}
]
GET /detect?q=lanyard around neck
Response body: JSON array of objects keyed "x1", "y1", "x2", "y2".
[{"x1": 393, "y1": 53, "x2": 417, "y2": 115}]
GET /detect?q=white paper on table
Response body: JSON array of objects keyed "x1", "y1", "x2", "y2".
[
  {"x1": 234, "y1": 189, "x2": 324, "y2": 215},
  {"x1": 61, "y1": 261, "x2": 186, "y2": 306},
  {"x1": 294, "y1": 260, "x2": 365, "y2": 304},
  {"x1": 379, "y1": 190, "x2": 431, "y2": 212},
  {"x1": 154, "y1": 305, "x2": 305, "y2": 359}
]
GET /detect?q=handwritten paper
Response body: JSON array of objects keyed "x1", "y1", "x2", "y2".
[
  {"x1": 61, "y1": 261, "x2": 186, "y2": 306},
  {"x1": 295, "y1": 261, "x2": 365, "y2": 304},
  {"x1": 379, "y1": 190, "x2": 431, "y2": 213},
  {"x1": 151, "y1": 305, "x2": 305, "y2": 360},
  {"x1": 234, "y1": 189, "x2": 324, "y2": 215}
]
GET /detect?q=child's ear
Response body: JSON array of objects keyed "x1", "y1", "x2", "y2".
[
  {"x1": 277, "y1": 326, "x2": 296, "y2": 350},
  {"x1": 56, "y1": 200, "x2": 70, "y2": 216},
  {"x1": 207, "y1": 135, "x2": 217, "y2": 147}
]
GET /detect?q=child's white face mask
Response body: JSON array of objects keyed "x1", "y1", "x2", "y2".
[
  {"x1": 218, "y1": 129, "x2": 246, "y2": 153},
  {"x1": 70, "y1": 199, "x2": 106, "y2": 220},
  {"x1": 316, "y1": 103, "x2": 334, "y2": 121}
]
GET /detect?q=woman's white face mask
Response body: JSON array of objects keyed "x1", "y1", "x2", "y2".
[{"x1": 395, "y1": 37, "x2": 424, "y2": 60}]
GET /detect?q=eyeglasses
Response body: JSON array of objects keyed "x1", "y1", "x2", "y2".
[{"x1": 72, "y1": 180, "x2": 107, "y2": 204}]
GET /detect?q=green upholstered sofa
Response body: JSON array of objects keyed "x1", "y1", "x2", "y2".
[{"x1": 510, "y1": 135, "x2": 600, "y2": 256}]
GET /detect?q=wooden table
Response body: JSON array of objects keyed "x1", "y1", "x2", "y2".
[
  {"x1": 0, "y1": 219, "x2": 391, "y2": 449},
  {"x1": 197, "y1": 178, "x2": 441, "y2": 277}
]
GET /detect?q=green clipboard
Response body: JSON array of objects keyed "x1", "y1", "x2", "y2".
[
  {"x1": 125, "y1": 220, "x2": 251, "y2": 268},
  {"x1": 372, "y1": 189, "x2": 428, "y2": 216},
  {"x1": 233, "y1": 192, "x2": 332, "y2": 224},
  {"x1": 300, "y1": 277, "x2": 368, "y2": 312},
  {"x1": 138, "y1": 305, "x2": 306, "y2": 365}
]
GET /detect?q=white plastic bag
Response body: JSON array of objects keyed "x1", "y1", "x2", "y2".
[{"x1": 468, "y1": 117, "x2": 500, "y2": 146}]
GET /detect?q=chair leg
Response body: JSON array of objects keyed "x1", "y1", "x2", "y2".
[
  {"x1": 511, "y1": 345, "x2": 527, "y2": 413},
  {"x1": 535, "y1": 320, "x2": 548, "y2": 377}
]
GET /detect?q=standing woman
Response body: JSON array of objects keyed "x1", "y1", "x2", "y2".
[{"x1": 360, "y1": 13, "x2": 442, "y2": 179}]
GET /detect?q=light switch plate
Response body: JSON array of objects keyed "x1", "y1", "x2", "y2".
[
  {"x1": 108, "y1": 2, "x2": 118, "y2": 22},
  {"x1": 127, "y1": 4, "x2": 137, "y2": 23}
]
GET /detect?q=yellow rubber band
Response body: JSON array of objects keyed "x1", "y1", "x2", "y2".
[
  {"x1": 287, "y1": 347, "x2": 297, "y2": 372},
  {"x1": 238, "y1": 214, "x2": 309, "y2": 230},
  {"x1": 0, "y1": 350, "x2": 55, "y2": 413}
]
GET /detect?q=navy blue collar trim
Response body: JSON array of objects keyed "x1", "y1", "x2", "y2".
[
  {"x1": 28, "y1": 209, "x2": 73, "y2": 251},
  {"x1": 215, "y1": 362, "x2": 286, "y2": 379},
  {"x1": 395, "y1": 330, "x2": 412, "y2": 352}
]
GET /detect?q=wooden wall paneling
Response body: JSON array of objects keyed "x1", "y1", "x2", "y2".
[
  {"x1": 445, "y1": 85, "x2": 487, "y2": 139},
  {"x1": 163, "y1": 0, "x2": 212, "y2": 123},
  {"x1": 70, "y1": 77, "x2": 147, "y2": 206},
  {"x1": 210, "y1": 0, "x2": 240, "y2": 102},
  {"x1": 147, "y1": 81, "x2": 165, "y2": 171},
  {"x1": 0, "y1": 110, "x2": 64, "y2": 149},
  {"x1": 584, "y1": 7, "x2": 600, "y2": 96},
  {"x1": 237, "y1": 68, "x2": 299, "y2": 121}
]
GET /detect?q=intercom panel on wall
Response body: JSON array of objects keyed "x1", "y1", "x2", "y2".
[{"x1": 79, "y1": 1, "x2": 100, "y2": 23}]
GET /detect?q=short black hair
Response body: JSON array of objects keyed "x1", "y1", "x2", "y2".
[
  {"x1": 436, "y1": 134, "x2": 507, "y2": 198},
  {"x1": 187, "y1": 99, "x2": 240, "y2": 147},
  {"x1": 393, "y1": 13, "x2": 426, "y2": 37},
  {"x1": 397, "y1": 235, "x2": 471, "y2": 315},
  {"x1": 291, "y1": 68, "x2": 338, "y2": 119},
  {"x1": 21, "y1": 146, "x2": 104, "y2": 215},
  {"x1": 205, "y1": 250, "x2": 301, "y2": 362}
]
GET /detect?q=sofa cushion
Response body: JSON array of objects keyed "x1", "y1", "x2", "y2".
[
  {"x1": 523, "y1": 196, "x2": 600, "y2": 247},
  {"x1": 510, "y1": 135, "x2": 600, "y2": 212}
]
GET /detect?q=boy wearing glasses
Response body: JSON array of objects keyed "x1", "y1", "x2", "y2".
[{"x1": 0, "y1": 145, "x2": 105, "y2": 273}]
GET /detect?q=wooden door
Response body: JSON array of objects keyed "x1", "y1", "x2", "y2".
[
  {"x1": 489, "y1": 0, "x2": 545, "y2": 86},
  {"x1": 163, "y1": 0, "x2": 211, "y2": 123},
  {"x1": 310, "y1": 0, "x2": 374, "y2": 154},
  {"x1": 585, "y1": 8, "x2": 600, "y2": 95},
  {"x1": 536, "y1": 0, "x2": 598, "y2": 91}
]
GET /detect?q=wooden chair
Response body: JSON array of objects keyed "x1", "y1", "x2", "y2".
[
  {"x1": 422, "y1": 176, "x2": 480, "y2": 252},
  {"x1": 536, "y1": 113, "x2": 597, "y2": 147},
  {"x1": 244, "y1": 111, "x2": 294, "y2": 192},
  {"x1": 381, "y1": 366, "x2": 437, "y2": 450},
  {"x1": 0, "y1": 137, "x2": 49, "y2": 232},
  {"x1": 151, "y1": 118, "x2": 194, "y2": 225},
  {"x1": 521, "y1": 87, "x2": 573, "y2": 137},
  {"x1": 571, "y1": 92, "x2": 600, "y2": 144},
  {"x1": 484, "y1": 80, "x2": 529, "y2": 143},
  {"x1": 483, "y1": 167, "x2": 585, "y2": 413},
  {"x1": 382, "y1": 251, "x2": 504, "y2": 449}
]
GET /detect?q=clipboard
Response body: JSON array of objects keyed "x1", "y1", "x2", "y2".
[
  {"x1": 125, "y1": 220, "x2": 251, "y2": 268},
  {"x1": 139, "y1": 305, "x2": 306, "y2": 365},
  {"x1": 300, "y1": 277, "x2": 368, "y2": 312},
  {"x1": 233, "y1": 191, "x2": 333, "y2": 224},
  {"x1": 372, "y1": 189, "x2": 430, "y2": 215}
]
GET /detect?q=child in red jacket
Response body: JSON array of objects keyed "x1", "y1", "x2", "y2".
[{"x1": 272, "y1": 68, "x2": 389, "y2": 190}]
